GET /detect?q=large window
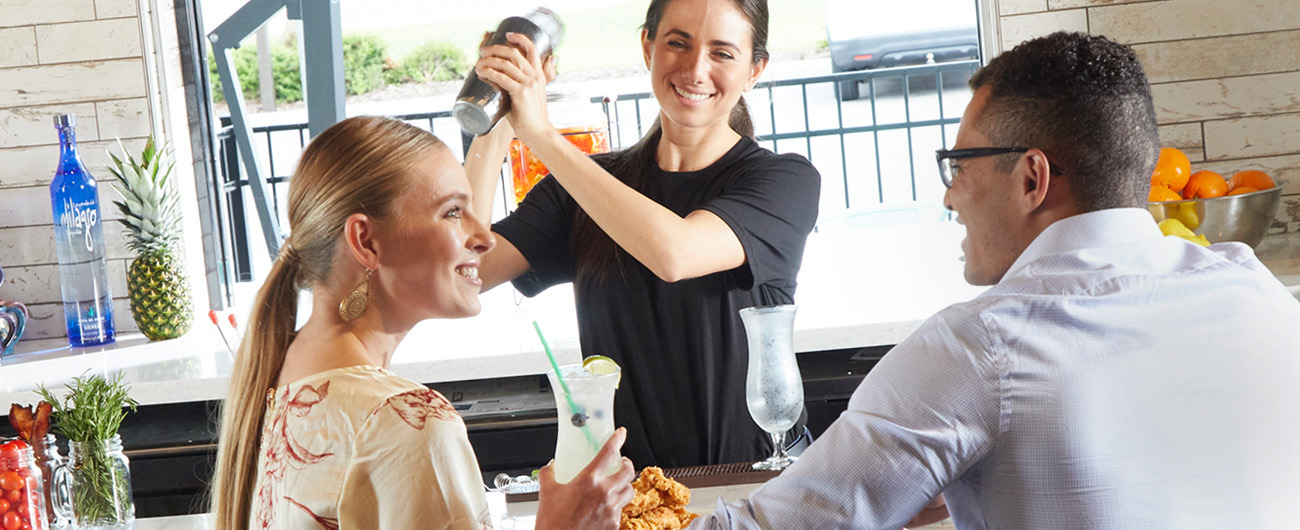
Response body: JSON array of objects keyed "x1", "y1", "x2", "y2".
[{"x1": 193, "y1": 0, "x2": 984, "y2": 342}]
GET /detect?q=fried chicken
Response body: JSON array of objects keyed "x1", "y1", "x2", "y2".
[
  {"x1": 621, "y1": 467, "x2": 698, "y2": 530},
  {"x1": 624, "y1": 487, "x2": 665, "y2": 518},
  {"x1": 643, "y1": 466, "x2": 690, "y2": 506}
]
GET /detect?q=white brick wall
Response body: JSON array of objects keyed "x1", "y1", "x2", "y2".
[
  {"x1": 0, "y1": 1, "x2": 154, "y2": 340},
  {"x1": 992, "y1": 0, "x2": 1300, "y2": 232}
]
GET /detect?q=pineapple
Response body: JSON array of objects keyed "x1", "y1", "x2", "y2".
[{"x1": 107, "y1": 137, "x2": 193, "y2": 341}]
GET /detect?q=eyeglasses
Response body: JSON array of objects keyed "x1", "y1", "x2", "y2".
[{"x1": 935, "y1": 147, "x2": 1032, "y2": 188}]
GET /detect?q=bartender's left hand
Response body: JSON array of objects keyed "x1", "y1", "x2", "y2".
[{"x1": 473, "y1": 32, "x2": 559, "y2": 145}]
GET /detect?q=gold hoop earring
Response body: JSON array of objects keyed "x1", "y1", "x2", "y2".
[{"x1": 338, "y1": 269, "x2": 371, "y2": 322}]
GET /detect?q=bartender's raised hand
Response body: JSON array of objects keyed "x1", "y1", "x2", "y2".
[
  {"x1": 534, "y1": 427, "x2": 636, "y2": 530},
  {"x1": 473, "y1": 31, "x2": 558, "y2": 145}
]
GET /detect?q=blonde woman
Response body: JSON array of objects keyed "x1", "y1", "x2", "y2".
[{"x1": 210, "y1": 116, "x2": 634, "y2": 529}]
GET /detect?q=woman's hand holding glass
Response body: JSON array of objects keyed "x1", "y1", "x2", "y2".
[
  {"x1": 474, "y1": 32, "x2": 558, "y2": 144},
  {"x1": 534, "y1": 427, "x2": 636, "y2": 530}
]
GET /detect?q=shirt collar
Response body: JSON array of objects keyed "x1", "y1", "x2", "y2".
[{"x1": 1003, "y1": 208, "x2": 1164, "y2": 280}]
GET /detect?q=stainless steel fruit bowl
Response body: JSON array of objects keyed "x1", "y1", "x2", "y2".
[{"x1": 1148, "y1": 186, "x2": 1282, "y2": 248}]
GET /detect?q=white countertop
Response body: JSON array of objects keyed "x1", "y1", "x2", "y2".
[
  {"x1": 132, "y1": 480, "x2": 963, "y2": 530},
  {"x1": 5, "y1": 216, "x2": 1299, "y2": 408},
  {"x1": 130, "y1": 483, "x2": 764, "y2": 530}
]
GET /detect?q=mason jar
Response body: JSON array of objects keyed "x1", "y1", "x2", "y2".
[
  {"x1": 0, "y1": 436, "x2": 49, "y2": 530},
  {"x1": 32, "y1": 435, "x2": 68, "y2": 530},
  {"x1": 53, "y1": 435, "x2": 133, "y2": 529},
  {"x1": 508, "y1": 90, "x2": 612, "y2": 204}
]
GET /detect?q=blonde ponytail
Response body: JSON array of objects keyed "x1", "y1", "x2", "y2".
[{"x1": 210, "y1": 253, "x2": 301, "y2": 529}]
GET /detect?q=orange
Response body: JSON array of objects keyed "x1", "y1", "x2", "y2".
[
  {"x1": 1151, "y1": 147, "x2": 1191, "y2": 192},
  {"x1": 1227, "y1": 186, "x2": 1259, "y2": 196},
  {"x1": 1183, "y1": 170, "x2": 1228, "y2": 199},
  {"x1": 1228, "y1": 169, "x2": 1275, "y2": 192},
  {"x1": 1148, "y1": 185, "x2": 1183, "y2": 202}
]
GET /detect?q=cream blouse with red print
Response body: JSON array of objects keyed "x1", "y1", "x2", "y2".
[{"x1": 250, "y1": 365, "x2": 492, "y2": 529}]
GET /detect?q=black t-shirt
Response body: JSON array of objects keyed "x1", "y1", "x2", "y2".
[{"x1": 493, "y1": 136, "x2": 821, "y2": 468}]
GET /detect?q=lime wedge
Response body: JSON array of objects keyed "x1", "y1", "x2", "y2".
[{"x1": 583, "y1": 355, "x2": 621, "y2": 388}]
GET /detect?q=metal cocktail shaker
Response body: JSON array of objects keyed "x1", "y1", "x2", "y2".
[{"x1": 453, "y1": 7, "x2": 564, "y2": 136}]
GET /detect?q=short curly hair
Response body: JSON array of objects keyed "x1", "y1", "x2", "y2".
[{"x1": 969, "y1": 32, "x2": 1159, "y2": 210}]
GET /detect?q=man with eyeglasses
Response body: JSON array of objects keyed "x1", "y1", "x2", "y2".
[{"x1": 689, "y1": 31, "x2": 1300, "y2": 529}]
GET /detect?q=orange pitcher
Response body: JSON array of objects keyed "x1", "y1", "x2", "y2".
[{"x1": 509, "y1": 92, "x2": 611, "y2": 204}]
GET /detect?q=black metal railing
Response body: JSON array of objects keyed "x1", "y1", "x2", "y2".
[
  {"x1": 210, "y1": 60, "x2": 977, "y2": 301},
  {"x1": 596, "y1": 60, "x2": 978, "y2": 209}
]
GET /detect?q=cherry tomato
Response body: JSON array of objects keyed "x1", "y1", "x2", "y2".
[
  {"x1": 0, "y1": 441, "x2": 29, "y2": 456},
  {"x1": 19, "y1": 521, "x2": 29, "y2": 530},
  {"x1": 0, "y1": 472, "x2": 21, "y2": 491},
  {"x1": 1, "y1": 511, "x2": 18, "y2": 530},
  {"x1": 13, "y1": 501, "x2": 25, "y2": 518},
  {"x1": 0, "y1": 445, "x2": 21, "y2": 470},
  {"x1": 0, "y1": 498, "x2": 8, "y2": 512},
  {"x1": 3, "y1": 489, "x2": 18, "y2": 503}
]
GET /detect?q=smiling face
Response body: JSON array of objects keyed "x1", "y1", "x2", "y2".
[
  {"x1": 371, "y1": 147, "x2": 495, "y2": 322},
  {"x1": 943, "y1": 87, "x2": 1030, "y2": 286},
  {"x1": 642, "y1": 0, "x2": 766, "y2": 134}
]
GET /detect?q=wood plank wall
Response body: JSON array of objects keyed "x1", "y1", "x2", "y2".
[
  {"x1": 0, "y1": 0, "x2": 153, "y2": 341},
  {"x1": 992, "y1": 0, "x2": 1300, "y2": 233}
]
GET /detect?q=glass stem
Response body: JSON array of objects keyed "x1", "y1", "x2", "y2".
[{"x1": 769, "y1": 430, "x2": 787, "y2": 461}]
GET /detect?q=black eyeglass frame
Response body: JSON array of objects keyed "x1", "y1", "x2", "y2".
[{"x1": 935, "y1": 147, "x2": 1064, "y2": 188}]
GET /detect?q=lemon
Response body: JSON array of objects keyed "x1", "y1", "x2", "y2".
[
  {"x1": 583, "y1": 355, "x2": 621, "y2": 388},
  {"x1": 1158, "y1": 218, "x2": 1193, "y2": 237},
  {"x1": 1172, "y1": 202, "x2": 1200, "y2": 230},
  {"x1": 1158, "y1": 219, "x2": 1210, "y2": 247}
]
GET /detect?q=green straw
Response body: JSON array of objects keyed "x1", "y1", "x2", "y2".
[{"x1": 533, "y1": 321, "x2": 601, "y2": 452}]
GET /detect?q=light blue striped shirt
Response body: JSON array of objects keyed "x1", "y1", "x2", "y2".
[{"x1": 692, "y1": 208, "x2": 1300, "y2": 529}]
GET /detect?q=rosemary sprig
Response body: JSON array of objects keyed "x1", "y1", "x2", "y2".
[
  {"x1": 36, "y1": 372, "x2": 138, "y2": 442},
  {"x1": 35, "y1": 372, "x2": 138, "y2": 524}
]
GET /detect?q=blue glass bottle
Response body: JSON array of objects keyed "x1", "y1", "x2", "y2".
[{"x1": 50, "y1": 114, "x2": 115, "y2": 346}]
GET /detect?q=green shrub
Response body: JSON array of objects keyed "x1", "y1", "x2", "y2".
[
  {"x1": 387, "y1": 41, "x2": 468, "y2": 84},
  {"x1": 270, "y1": 44, "x2": 302, "y2": 103},
  {"x1": 209, "y1": 33, "x2": 396, "y2": 104},
  {"x1": 207, "y1": 41, "x2": 304, "y2": 104},
  {"x1": 207, "y1": 44, "x2": 259, "y2": 103},
  {"x1": 342, "y1": 34, "x2": 390, "y2": 95}
]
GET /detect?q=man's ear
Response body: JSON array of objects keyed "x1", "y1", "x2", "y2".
[
  {"x1": 1020, "y1": 149, "x2": 1054, "y2": 211},
  {"x1": 343, "y1": 212, "x2": 380, "y2": 271}
]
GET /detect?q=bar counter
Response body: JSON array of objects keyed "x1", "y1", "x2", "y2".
[{"x1": 131, "y1": 464, "x2": 963, "y2": 529}]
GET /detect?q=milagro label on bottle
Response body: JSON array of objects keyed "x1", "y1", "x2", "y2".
[{"x1": 60, "y1": 198, "x2": 100, "y2": 252}]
